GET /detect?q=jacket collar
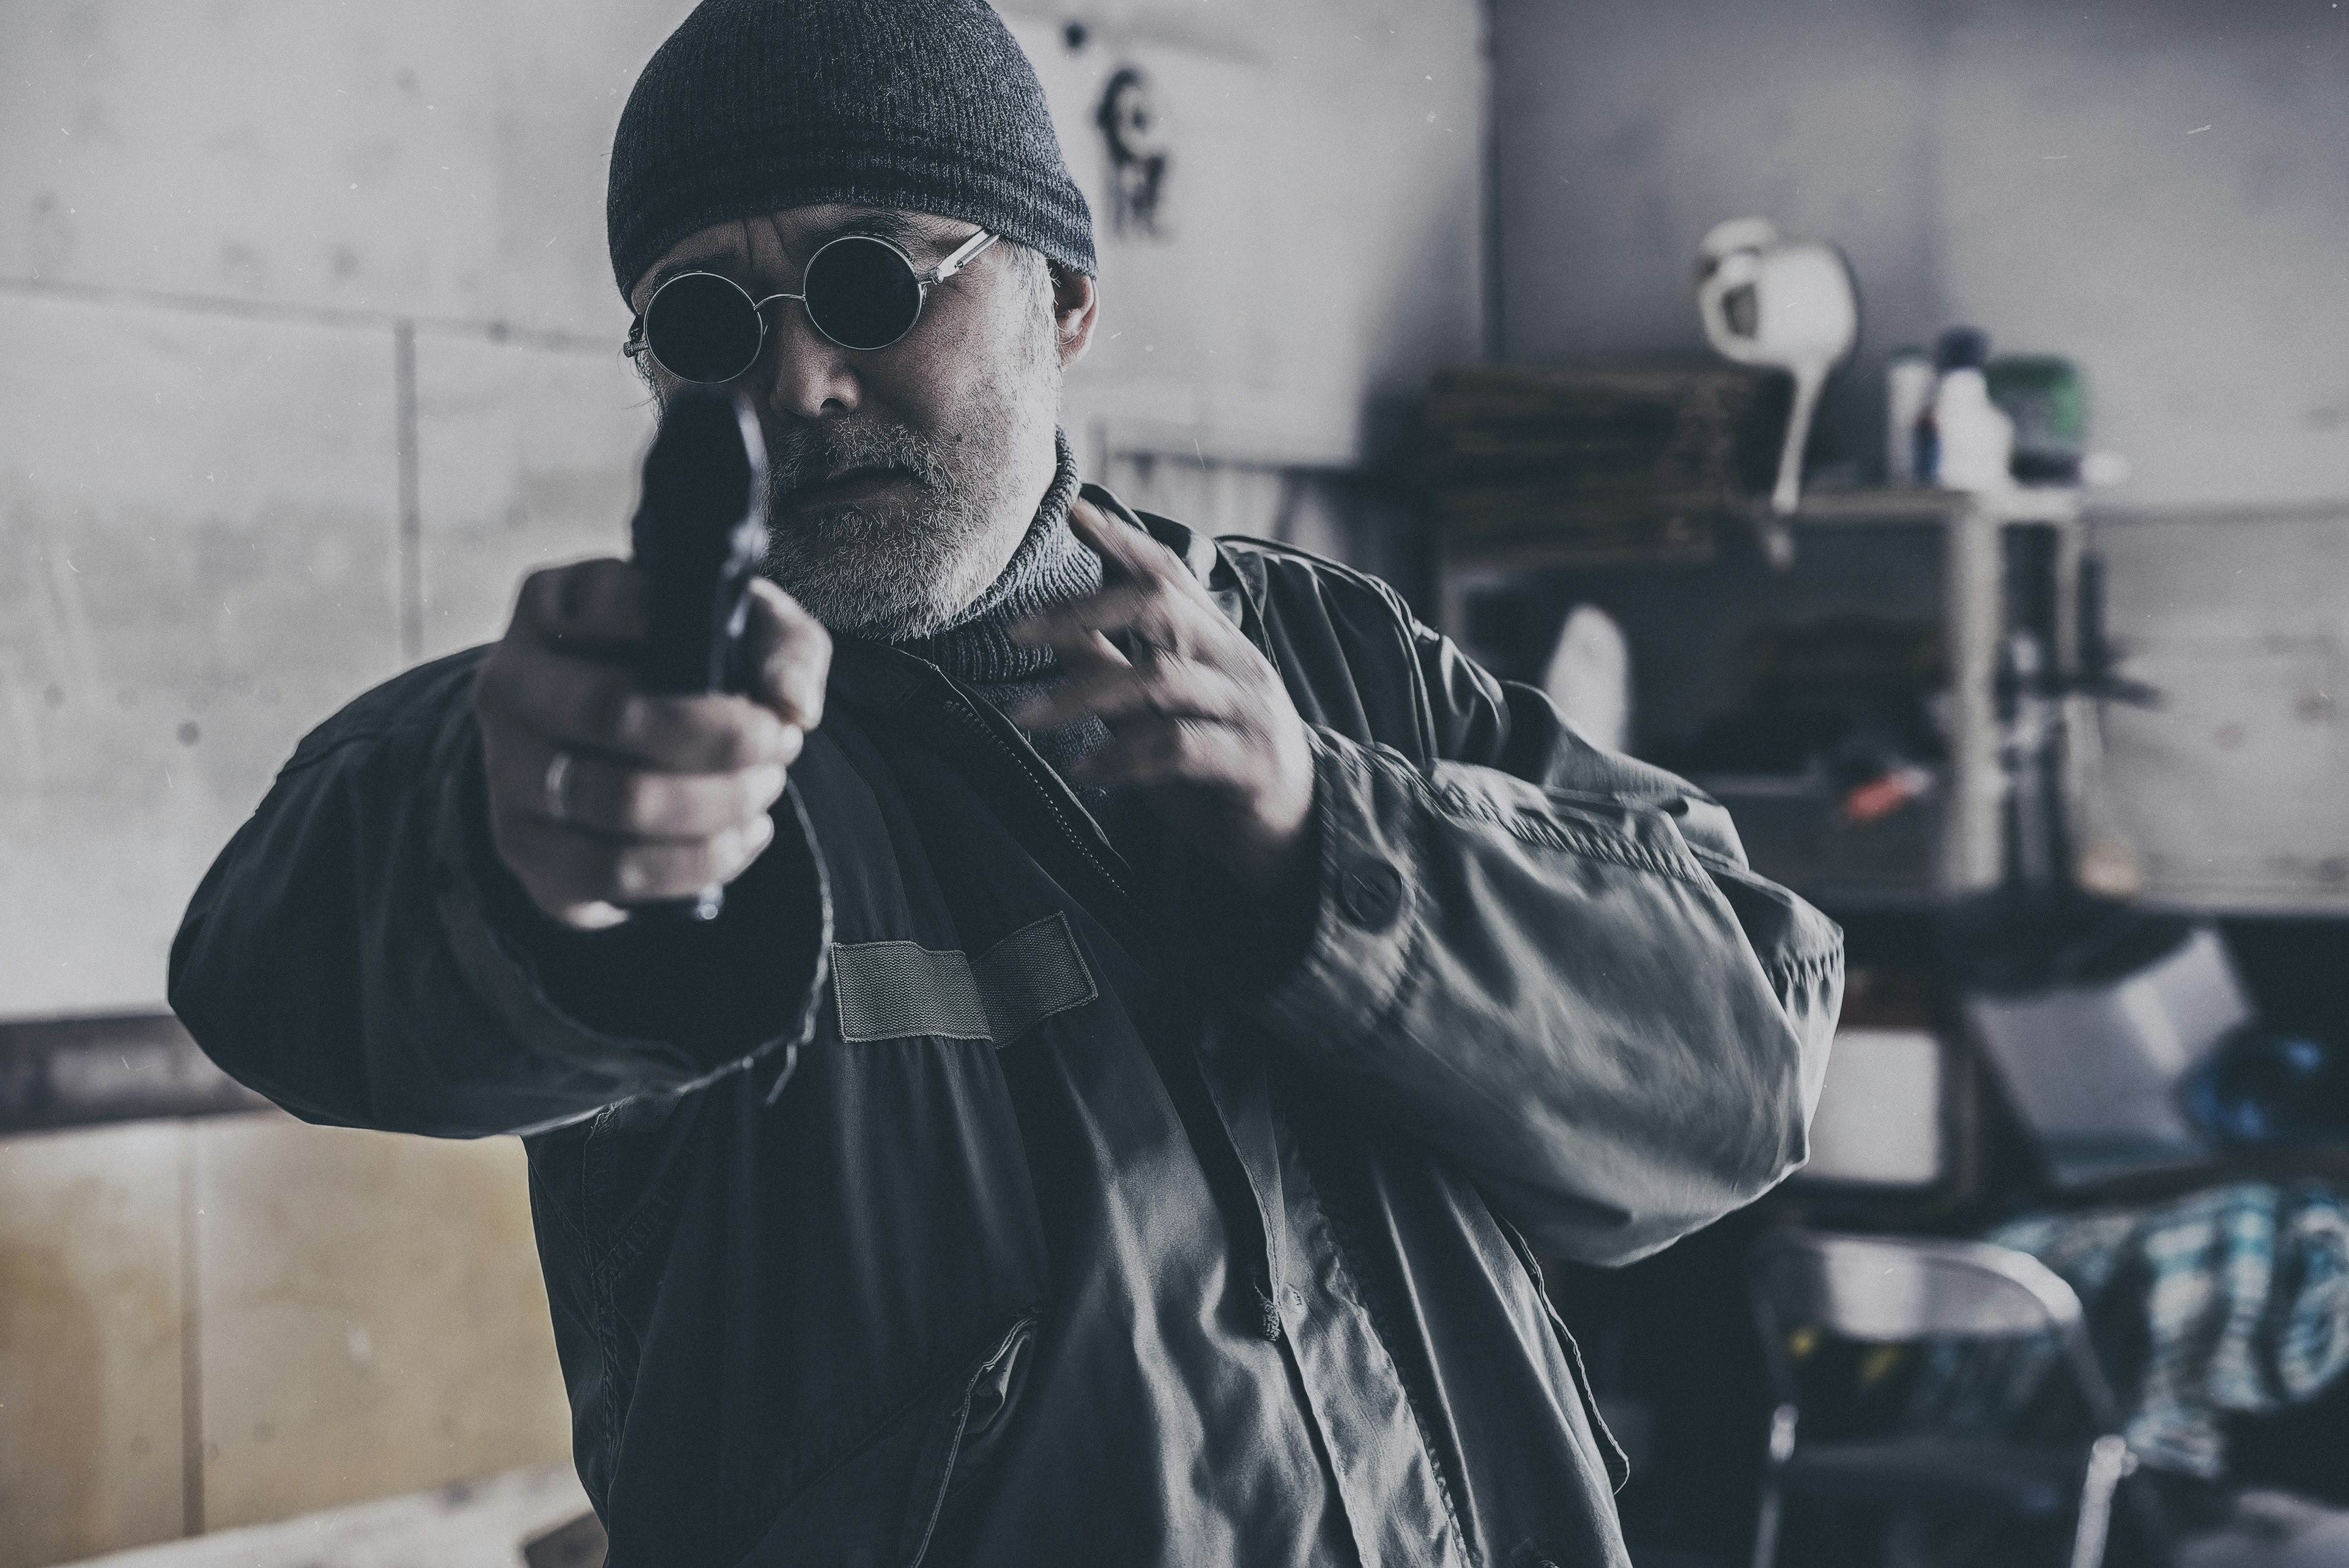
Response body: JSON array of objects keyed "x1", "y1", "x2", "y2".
[{"x1": 1078, "y1": 481, "x2": 1271, "y2": 655}]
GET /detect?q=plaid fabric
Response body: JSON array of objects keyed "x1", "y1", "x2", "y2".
[{"x1": 1910, "y1": 1183, "x2": 2349, "y2": 1478}]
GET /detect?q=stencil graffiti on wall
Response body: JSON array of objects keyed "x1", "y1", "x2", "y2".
[{"x1": 1096, "y1": 65, "x2": 1171, "y2": 239}]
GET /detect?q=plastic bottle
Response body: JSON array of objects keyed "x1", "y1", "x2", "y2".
[
  {"x1": 1885, "y1": 349, "x2": 1937, "y2": 485},
  {"x1": 1932, "y1": 327, "x2": 2014, "y2": 491}
]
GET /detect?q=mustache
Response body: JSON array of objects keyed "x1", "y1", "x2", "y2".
[{"x1": 763, "y1": 420, "x2": 952, "y2": 497}]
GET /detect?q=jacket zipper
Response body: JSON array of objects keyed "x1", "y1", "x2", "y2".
[{"x1": 935, "y1": 685, "x2": 1145, "y2": 918}]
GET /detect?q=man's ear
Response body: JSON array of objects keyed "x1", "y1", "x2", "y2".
[{"x1": 1050, "y1": 262, "x2": 1100, "y2": 370}]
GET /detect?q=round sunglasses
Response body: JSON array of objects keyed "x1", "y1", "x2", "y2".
[{"x1": 625, "y1": 229, "x2": 1000, "y2": 382}]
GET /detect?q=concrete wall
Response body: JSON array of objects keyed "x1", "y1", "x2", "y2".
[
  {"x1": 0, "y1": 0, "x2": 688, "y2": 1024},
  {"x1": 1002, "y1": 0, "x2": 1486, "y2": 466},
  {"x1": 1493, "y1": 0, "x2": 2349, "y2": 507}
]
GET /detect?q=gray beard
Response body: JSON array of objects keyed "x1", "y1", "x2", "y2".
[{"x1": 757, "y1": 418, "x2": 1011, "y2": 641}]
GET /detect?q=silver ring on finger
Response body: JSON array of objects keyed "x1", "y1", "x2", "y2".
[{"x1": 543, "y1": 750, "x2": 574, "y2": 825}]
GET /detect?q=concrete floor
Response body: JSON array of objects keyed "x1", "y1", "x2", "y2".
[{"x1": 59, "y1": 1464, "x2": 592, "y2": 1568}]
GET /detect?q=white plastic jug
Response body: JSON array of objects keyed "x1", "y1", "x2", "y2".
[{"x1": 1694, "y1": 218, "x2": 1858, "y2": 542}]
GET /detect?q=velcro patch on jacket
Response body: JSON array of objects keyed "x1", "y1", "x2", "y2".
[{"x1": 829, "y1": 913, "x2": 1098, "y2": 1047}]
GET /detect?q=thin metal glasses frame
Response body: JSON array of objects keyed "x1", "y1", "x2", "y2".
[{"x1": 624, "y1": 229, "x2": 1000, "y2": 379}]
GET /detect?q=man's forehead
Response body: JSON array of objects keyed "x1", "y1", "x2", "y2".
[{"x1": 637, "y1": 205, "x2": 959, "y2": 295}]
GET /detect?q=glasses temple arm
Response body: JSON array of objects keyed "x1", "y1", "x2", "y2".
[{"x1": 925, "y1": 230, "x2": 1000, "y2": 285}]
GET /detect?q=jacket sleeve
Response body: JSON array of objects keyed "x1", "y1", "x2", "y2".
[
  {"x1": 1246, "y1": 590, "x2": 1841, "y2": 1266},
  {"x1": 168, "y1": 650, "x2": 829, "y2": 1139}
]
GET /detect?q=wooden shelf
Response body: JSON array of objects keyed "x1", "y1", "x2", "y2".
[{"x1": 1433, "y1": 486, "x2": 2091, "y2": 905}]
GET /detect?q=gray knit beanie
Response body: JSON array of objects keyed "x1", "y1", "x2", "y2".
[{"x1": 607, "y1": 0, "x2": 1096, "y2": 301}]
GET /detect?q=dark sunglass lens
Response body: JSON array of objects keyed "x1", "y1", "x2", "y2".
[
  {"x1": 645, "y1": 273, "x2": 763, "y2": 382},
  {"x1": 804, "y1": 237, "x2": 924, "y2": 351}
]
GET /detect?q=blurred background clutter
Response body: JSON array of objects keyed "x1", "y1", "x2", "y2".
[{"x1": 5, "y1": 1, "x2": 2348, "y2": 1565}]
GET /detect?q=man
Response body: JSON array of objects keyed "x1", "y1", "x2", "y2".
[{"x1": 170, "y1": 2, "x2": 1842, "y2": 1564}]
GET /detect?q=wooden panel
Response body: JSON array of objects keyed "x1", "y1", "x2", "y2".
[
  {"x1": 53, "y1": 1463, "x2": 590, "y2": 1568},
  {"x1": 2098, "y1": 508, "x2": 2349, "y2": 913},
  {"x1": 190, "y1": 1115, "x2": 571, "y2": 1532},
  {"x1": 0, "y1": 1121, "x2": 187, "y2": 1568}
]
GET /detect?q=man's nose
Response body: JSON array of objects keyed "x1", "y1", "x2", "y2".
[{"x1": 753, "y1": 303, "x2": 861, "y2": 421}]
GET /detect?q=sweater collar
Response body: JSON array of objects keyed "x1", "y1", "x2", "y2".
[{"x1": 892, "y1": 428, "x2": 1094, "y2": 686}]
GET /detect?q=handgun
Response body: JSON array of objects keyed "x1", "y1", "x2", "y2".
[{"x1": 628, "y1": 384, "x2": 770, "y2": 920}]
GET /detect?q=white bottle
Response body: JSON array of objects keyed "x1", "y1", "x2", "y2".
[
  {"x1": 1934, "y1": 366, "x2": 2014, "y2": 491},
  {"x1": 1885, "y1": 351, "x2": 1936, "y2": 485},
  {"x1": 1542, "y1": 604, "x2": 1632, "y2": 754}
]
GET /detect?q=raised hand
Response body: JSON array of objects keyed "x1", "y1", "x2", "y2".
[{"x1": 1007, "y1": 499, "x2": 1316, "y2": 903}]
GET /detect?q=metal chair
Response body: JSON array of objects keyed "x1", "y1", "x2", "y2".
[{"x1": 1747, "y1": 1228, "x2": 2161, "y2": 1568}]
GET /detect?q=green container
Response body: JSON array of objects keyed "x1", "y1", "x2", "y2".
[{"x1": 1986, "y1": 355, "x2": 2087, "y2": 458}]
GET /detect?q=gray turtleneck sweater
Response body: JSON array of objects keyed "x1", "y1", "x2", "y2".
[{"x1": 895, "y1": 429, "x2": 1111, "y2": 776}]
